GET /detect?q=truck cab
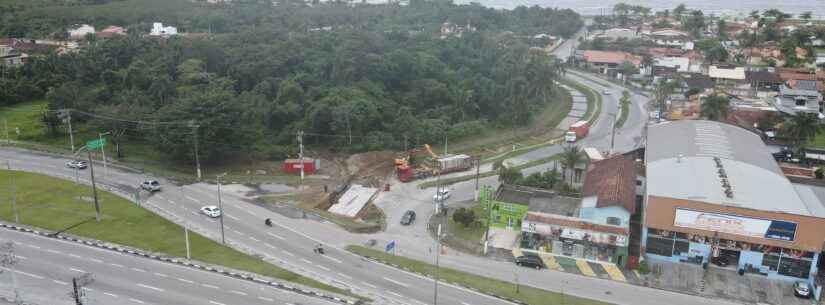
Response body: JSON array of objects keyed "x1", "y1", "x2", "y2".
[{"x1": 564, "y1": 131, "x2": 577, "y2": 142}]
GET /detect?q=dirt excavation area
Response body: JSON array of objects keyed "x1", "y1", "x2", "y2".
[{"x1": 253, "y1": 151, "x2": 396, "y2": 233}]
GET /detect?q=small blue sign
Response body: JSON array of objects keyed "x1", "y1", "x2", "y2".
[{"x1": 385, "y1": 240, "x2": 396, "y2": 253}]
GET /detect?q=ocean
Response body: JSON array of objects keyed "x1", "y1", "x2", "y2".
[{"x1": 455, "y1": 0, "x2": 825, "y2": 19}]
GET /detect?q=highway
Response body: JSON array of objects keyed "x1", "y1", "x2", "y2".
[{"x1": 0, "y1": 228, "x2": 339, "y2": 305}]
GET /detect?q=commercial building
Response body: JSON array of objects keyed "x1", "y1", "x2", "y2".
[{"x1": 643, "y1": 120, "x2": 825, "y2": 282}]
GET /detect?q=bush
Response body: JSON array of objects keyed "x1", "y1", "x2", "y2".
[
  {"x1": 637, "y1": 260, "x2": 650, "y2": 274},
  {"x1": 452, "y1": 208, "x2": 476, "y2": 227},
  {"x1": 816, "y1": 167, "x2": 824, "y2": 179}
]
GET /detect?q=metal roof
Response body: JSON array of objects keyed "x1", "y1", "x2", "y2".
[{"x1": 646, "y1": 120, "x2": 819, "y2": 217}]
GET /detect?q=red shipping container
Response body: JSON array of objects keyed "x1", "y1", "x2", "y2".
[{"x1": 282, "y1": 158, "x2": 318, "y2": 175}]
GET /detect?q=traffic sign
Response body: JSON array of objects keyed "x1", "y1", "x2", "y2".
[{"x1": 86, "y1": 138, "x2": 106, "y2": 149}]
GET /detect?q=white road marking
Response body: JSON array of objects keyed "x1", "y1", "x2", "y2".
[
  {"x1": 70, "y1": 268, "x2": 86, "y2": 273},
  {"x1": 361, "y1": 282, "x2": 377, "y2": 288},
  {"x1": 282, "y1": 250, "x2": 295, "y2": 257},
  {"x1": 131, "y1": 267, "x2": 147, "y2": 272},
  {"x1": 249, "y1": 237, "x2": 259, "y2": 242},
  {"x1": 202, "y1": 283, "x2": 220, "y2": 289},
  {"x1": 209, "y1": 301, "x2": 226, "y2": 305},
  {"x1": 129, "y1": 298, "x2": 145, "y2": 304},
  {"x1": 266, "y1": 232, "x2": 285, "y2": 240},
  {"x1": 27, "y1": 244, "x2": 41, "y2": 249},
  {"x1": 232, "y1": 230, "x2": 244, "y2": 236},
  {"x1": 383, "y1": 277, "x2": 410, "y2": 288},
  {"x1": 185, "y1": 195, "x2": 199, "y2": 203},
  {"x1": 15, "y1": 255, "x2": 27, "y2": 260},
  {"x1": 322, "y1": 255, "x2": 342, "y2": 264},
  {"x1": 258, "y1": 296, "x2": 274, "y2": 302},
  {"x1": 178, "y1": 278, "x2": 194, "y2": 284},
  {"x1": 300, "y1": 258, "x2": 313, "y2": 264},
  {"x1": 386, "y1": 291, "x2": 404, "y2": 298},
  {"x1": 462, "y1": 302, "x2": 472, "y2": 305},
  {"x1": 154, "y1": 272, "x2": 168, "y2": 278},
  {"x1": 13, "y1": 270, "x2": 44, "y2": 279},
  {"x1": 264, "y1": 243, "x2": 276, "y2": 249},
  {"x1": 337, "y1": 273, "x2": 352, "y2": 279},
  {"x1": 226, "y1": 214, "x2": 240, "y2": 220},
  {"x1": 230, "y1": 290, "x2": 247, "y2": 296},
  {"x1": 46, "y1": 249, "x2": 61, "y2": 254},
  {"x1": 68, "y1": 253, "x2": 82, "y2": 259},
  {"x1": 53, "y1": 280, "x2": 69, "y2": 285},
  {"x1": 103, "y1": 292, "x2": 118, "y2": 298},
  {"x1": 317, "y1": 265, "x2": 330, "y2": 271},
  {"x1": 137, "y1": 283, "x2": 164, "y2": 292},
  {"x1": 90, "y1": 258, "x2": 103, "y2": 263}
]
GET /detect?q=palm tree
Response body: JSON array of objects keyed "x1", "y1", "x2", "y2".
[
  {"x1": 700, "y1": 95, "x2": 731, "y2": 121},
  {"x1": 783, "y1": 113, "x2": 820, "y2": 146},
  {"x1": 561, "y1": 145, "x2": 583, "y2": 185}
]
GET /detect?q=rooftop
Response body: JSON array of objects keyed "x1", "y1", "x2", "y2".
[
  {"x1": 496, "y1": 185, "x2": 580, "y2": 217},
  {"x1": 582, "y1": 50, "x2": 639, "y2": 66},
  {"x1": 646, "y1": 120, "x2": 822, "y2": 217},
  {"x1": 581, "y1": 153, "x2": 637, "y2": 213},
  {"x1": 709, "y1": 65, "x2": 746, "y2": 80},
  {"x1": 745, "y1": 70, "x2": 782, "y2": 83}
]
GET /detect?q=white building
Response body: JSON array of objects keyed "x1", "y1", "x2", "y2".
[
  {"x1": 150, "y1": 23, "x2": 178, "y2": 36},
  {"x1": 654, "y1": 57, "x2": 693, "y2": 73},
  {"x1": 68, "y1": 24, "x2": 96, "y2": 40}
]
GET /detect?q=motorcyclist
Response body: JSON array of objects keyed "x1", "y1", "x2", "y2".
[
  {"x1": 314, "y1": 243, "x2": 324, "y2": 254},
  {"x1": 264, "y1": 218, "x2": 272, "y2": 226}
]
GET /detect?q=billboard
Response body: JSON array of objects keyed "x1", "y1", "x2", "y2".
[{"x1": 673, "y1": 209, "x2": 796, "y2": 241}]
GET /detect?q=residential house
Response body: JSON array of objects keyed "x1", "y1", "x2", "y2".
[
  {"x1": 592, "y1": 28, "x2": 639, "y2": 41},
  {"x1": 68, "y1": 24, "x2": 95, "y2": 40},
  {"x1": 580, "y1": 50, "x2": 640, "y2": 75},
  {"x1": 645, "y1": 29, "x2": 694, "y2": 50},
  {"x1": 150, "y1": 23, "x2": 178, "y2": 36},
  {"x1": 746, "y1": 70, "x2": 783, "y2": 92},
  {"x1": 708, "y1": 65, "x2": 747, "y2": 88},
  {"x1": 96, "y1": 26, "x2": 126, "y2": 39},
  {"x1": 816, "y1": 53, "x2": 825, "y2": 68},
  {"x1": 520, "y1": 152, "x2": 640, "y2": 267},
  {"x1": 0, "y1": 46, "x2": 26, "y2": 67},
  {"x1": 654, "y1": 56, "x2": 691, "y2": 73},
  {"x1": 679, "y1": 72, "x2": 715, "y2": 94},
  {"x1": 439, "y1": 22, "x2": 475, "y2": 39},
  {"x1": 773, "y1": 84, "x2": 823, "y2": 116}
]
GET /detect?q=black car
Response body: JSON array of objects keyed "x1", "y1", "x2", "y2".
[
  {"x1": 400, "y1": 210, "x2": 416, "y2": 225},
  {"x1": 515, "y1": 255, "x2": 544, "y2": 269},
  {"x1": 710, "y1": 256, "x2": 729, "y2": 267}
]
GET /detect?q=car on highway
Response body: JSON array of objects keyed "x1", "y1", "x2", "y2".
[
  {"x1": 200, "y1": 205, "x2": 222, "y2": 218},
  {"x1": 66, "y1": 160, "x2": 88, "y2": 169},
  {"x1": 602, "y1": 90, "x2": 611, "y2": 95},
  {"x1": 515, "y1": 255, "x2": 543, "y2": 269},
  {"x1": 400, "y1": 210, "x2": 416, "y2": 225},
  {"x1": 140, "y1": 180, "x2": 161, "y2": 192},
  {"x1": 794, "y1": 281, "x2": 811, "y2": 298},
  {"x1": 433, "y1": 189, "x2": 451, "y2": 202}
]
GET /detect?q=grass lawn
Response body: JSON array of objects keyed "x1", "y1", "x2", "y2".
[
  {"x1": 0, "y1": 170, "x2": 355, "y2": 298},
  {"x1": 347, "y1": 245, "x2": 612, "y2": 305},
  {"x1": 447, "y1": 205, "x2": 487, "y2": 242},
  {"x1": 615, "y1": 95, "x2": 630, "y2": 129},
  {"x1": 808, "y1": 130, "x2": 825, "y2": 148}
]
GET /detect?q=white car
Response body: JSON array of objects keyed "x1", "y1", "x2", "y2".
[
  {"x1": 200, "y1": 206, "x2": 222, "y2": 218},
  {"x1": 140, "y1": 180, "x2": 161, "y2": 192},
  {"x1": 66, "y1": 160, "x2": 88, "y2": 169},
  {"x1": 602, "y1": 90, "x2": 611, "y2": 95},
  {"x1": 433, "y1": 189, "x2": 451, "y2": 202}
]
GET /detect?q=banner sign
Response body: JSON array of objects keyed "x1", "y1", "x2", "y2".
[{"x1": 674, "y1": 209, "x2": 796, "y2": 241}]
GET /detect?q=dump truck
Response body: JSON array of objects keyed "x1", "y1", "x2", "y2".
[{"x1": 565, "y1": 121, "x2": 589, "y2": 143}]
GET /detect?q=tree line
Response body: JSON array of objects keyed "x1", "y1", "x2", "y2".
[{"x1": 0, "y1": 0, "x2": 583, "y2": 162}]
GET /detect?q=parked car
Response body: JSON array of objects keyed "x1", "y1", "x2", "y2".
[
  {"x1": 140, "y1": 180, "x2": 161, "y2": 192},
  {"x1": 400, "y1": 210, "x2": 416, "y2": 225},
  {"x1": 794, "y1": 281, "x2": 811, "y2": 298},
  {"x1": 515, "y1": 255, "x2": 544, "y2": 269},
  {"x1": 433, "y1": 189, "x2": 451, "y2": 202},
  {"x1": 200, "y1": 206, "x2": 222, "y2": 218},
  {"x1": 602, "y1": 90, "x2": 611, "y2": 95},
  {"x1": 710, "y1": 256, "x2": 729, "y2": 267},
  {"x1": 66, "y1": 160, "x2": 88, "y2": 169}
]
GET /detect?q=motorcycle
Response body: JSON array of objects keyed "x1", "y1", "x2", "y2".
[
  {"x1": 313, "y1": 244, "x2": 325, "y2": 254},
  {"x1": 264, "y1": 218, "x2": 272, "y2": 227}
]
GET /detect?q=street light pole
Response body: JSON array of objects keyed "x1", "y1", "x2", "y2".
[
  {"x1": 217, "y1": 173, "x2": 226, "y2": 244},
  {"x1": 190, "y1": 121, "x2": 201, "y2": 181},
  {"x1": 87, "y1": 151, "x2": 102, "y2": 222},
  {"x1": 184, "y1": 227, "x2": 191, "y2": 259}
]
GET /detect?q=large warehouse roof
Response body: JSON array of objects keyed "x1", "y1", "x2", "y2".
[{"x1": 646, "y1": 120, "x2": 824, "y2": 217}]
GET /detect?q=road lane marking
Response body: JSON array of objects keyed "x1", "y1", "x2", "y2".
[
  {"x1": 249, "y1": 237, "x2": 259, "y2": 242},
  {"x1": 129, "y1": 298, "x2": 145, "y2": 304},
  {"x1": 230, "y1": 290, "x2": 247, "y2": 296},
  {"x1": 53, "y1": 280, "x2": 69, "y2": 285},
  {"x1": 110, "y1": 263, "x2": 124, "y2": 268},
  {"x1": 90, "y1": 258, "x2": 103, "y2": 263},
  {"x1": 137, "y1": 283, "x2": 164, "y2": 292},
  {"x1": 316, "y1": 265, "x2": 330, "y2": 271},
  {"x1": 361, "y1": 282, "x2": 377, "y2": 288},
  {"x1": 70, "y1": 268, "x2": 86, "y2": 273},
  {"x1": 232, "y1": 230, "x2": 244, "y2": 236},
  {"x1": 202, "y1": 283, "x2": 220, "y2": 289},
  {"x1": 322, "y1": 255, "x2": 342, "y2": 264},
  {"x1": 462, "y1": 303, "x2": 472, "y2": 305},
  {"x1": 386, "y1": 291, "x2": 404, "y2": 298},
  {"x1": 226, "y1": 214, "x2": 240, "y2": 220},
  {"x1": 300, "y1": 258, "x2": 313, "y2": 264},
  {"x1": 258, "y1": 296, "x2": 274, "y2": 302},
  {"x1": 103, "y1": 292, "x2": 118, "y2": 298},
  {"x1": 154, "y1": 272, "x2": 168, "y2": 278},
  {"x1": 15, "y1": 255, "x2": 27, "y2": 260},
  {"x1": 337, "y1": 273, "x2": 352, "y2": 279},
  {"x1": 383, "y1": 277, "x2": 410, "y2": 288},
  {"x1": 130, "y1": 267, "x2": 147, "y2": 273},
  {"x1": 266, "y1": 232, "x2": 285, "y2": 240},
  {"x1": 27, "y1": 245, "x2": 41, "y2": 249},
  {"x1": 178, "y1": 278, "x2": 195, "y2": 284},
  {"x1": 209, "y1": 301, "x2": 226, "y2": 305},
  {"x1": 185, "y1": 195, "x2": 199, "y2": 203},
  {"x1": 68, "y1": 253, "x2": 82, "y2": 259},
  {"x1": 46, "y1": 249, "x2": 61, "y2": 254},
  {"x1": 282, "y1": 250, "x2": 295, "y2": 257},
  {"x1": 264, "y1": 243, "x2": 276, "y2": 249},
  {"x1": 13, "y1": 270, "x2": 44, "y2": 279}
]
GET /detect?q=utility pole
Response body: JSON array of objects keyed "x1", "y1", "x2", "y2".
[
  {"x1": 99, "y1": 132, "x2": 110, "y2": 175},
  {"x1": 474, "y1": 158, "x2": 480, "y2": 202},
  {"x1": 191, "y1": 121, "x2": 202, "y2": 181},
  {"x1": 297, "y1": 130, "x2": 304, "y2": 184},
  {"x1": 216, "y1": 173, "x2": 226, "y2": 244},
  {"x1": 72, "y1": 277, "x2": 83, "y2": 305},
  {"x1": 67, "y1": 109, "x2": 75, "y2": 152},
  {"x1": 443, "y1": 135, "x2": 448, "y2": 155},
  {"x1": 6, "y1": 161, "x2": 18, "y2": 223},
  {"x1": 433, "y1": 224, "x2": 441, "y2": 305},
  {"x1": 184, "y1": 227, "x2": 191, "y2": 259},
  {"x1": 87, "y1": 151, "x2": 101, "y2": 222}
]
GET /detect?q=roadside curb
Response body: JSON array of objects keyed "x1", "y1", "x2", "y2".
[
  {"x1": 353, "y1": 252, "x2": 529, "y2": 305},
  {"x1": 0, "y1": 221, "x2": 359, "y2": 305}
]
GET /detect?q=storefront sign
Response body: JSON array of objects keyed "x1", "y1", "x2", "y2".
[
  {"x1": 673, "y1": 209, "x2": 796, "y2": 241},
  {"x1": 523, "y1": 220, "x2": 628, "y2": 246}
]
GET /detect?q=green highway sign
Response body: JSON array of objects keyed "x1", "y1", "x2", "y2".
[{"x1": 86, "y1": 138, "x2": 106, "y2": 149}]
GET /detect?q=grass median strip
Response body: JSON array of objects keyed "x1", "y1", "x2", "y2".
[
  {"x1": 346, "y1": 245, "x2": 612, "y2": 305},
  {"x1": 0, "y1": 170, "x2": 356, "y2": 299}
]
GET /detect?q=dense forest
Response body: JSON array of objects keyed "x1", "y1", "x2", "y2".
[{"x1": 0, "y1": 0, "x2": 583, "y2": 161}]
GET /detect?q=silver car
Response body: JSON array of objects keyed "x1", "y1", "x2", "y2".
[{"x1": 794, "y1": 281, "x2": 811, "y2": 298}]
